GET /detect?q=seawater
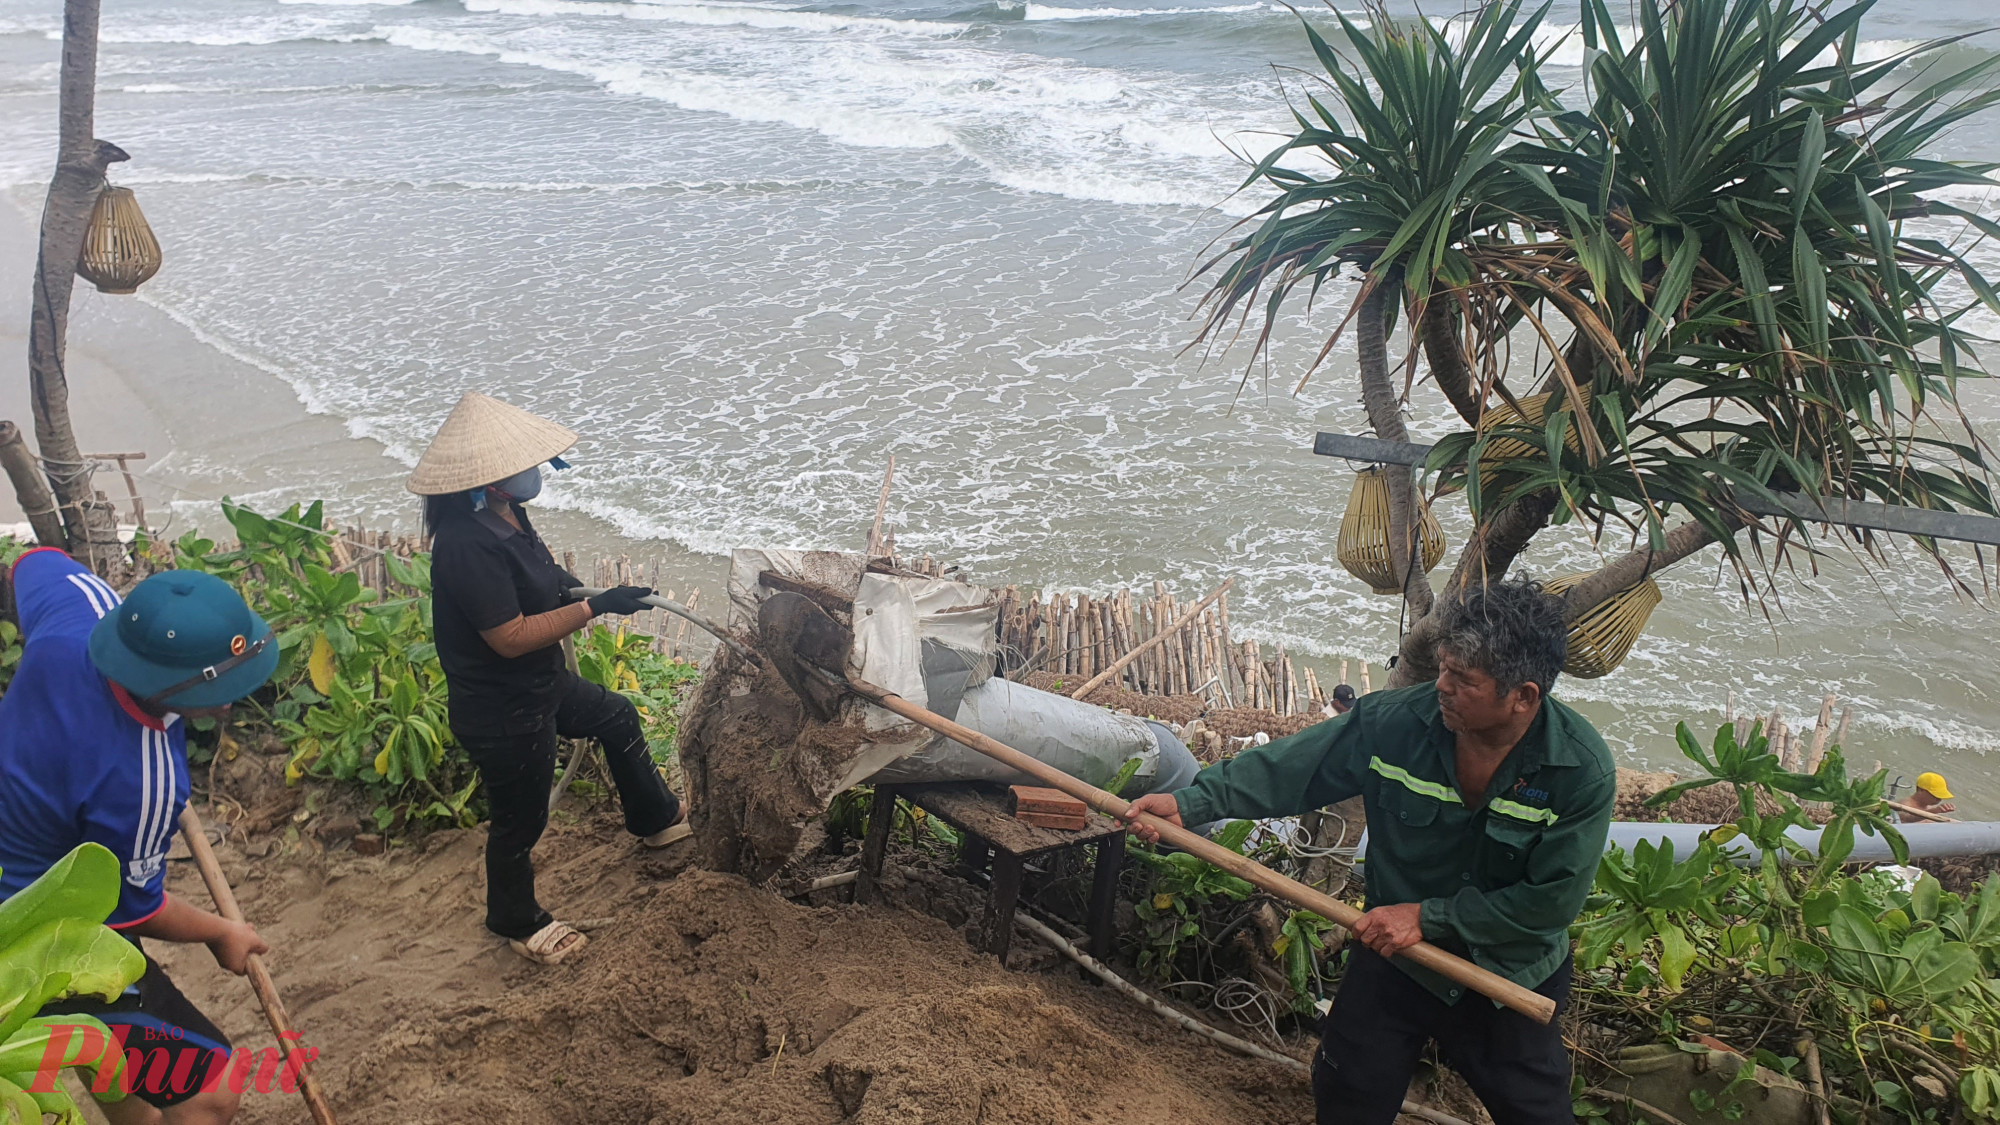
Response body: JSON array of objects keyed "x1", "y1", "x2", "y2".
[{"x1": 0, "y1": 0, "x2": 1996, "y2": 808}]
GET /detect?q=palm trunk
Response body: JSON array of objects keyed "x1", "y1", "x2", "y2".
[
  {"x1": 1354, "y1": 277, "x2": 1435, "y2": 621},
  {"x1": 23, "y1": 0, "x2": 127, "y2": 570}
]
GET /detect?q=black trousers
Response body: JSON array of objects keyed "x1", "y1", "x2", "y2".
[
  {"x1": 1313, "y1": 945, "x2": 1574, "y2": 1125},
  {"x1": 455, "y1": 673, "x2": 680, "y2": 940}
]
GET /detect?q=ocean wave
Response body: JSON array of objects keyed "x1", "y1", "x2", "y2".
[
  {"x1": 378, "y1": 25, "x2": 958, "y2": 147},
  {"x1": 95, "y1": 23, "x2": 386, "y2": 47},
  {"x1": 1022, "y1": 2, "x2": 1267, "y2": 21},
  {"x1": 461, "y1": 0, "x2": 967, "y2": 37}
]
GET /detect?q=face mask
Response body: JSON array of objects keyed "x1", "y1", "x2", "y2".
[{"x1": 488, "y1": 465, "x2": 542, "y2": 504}]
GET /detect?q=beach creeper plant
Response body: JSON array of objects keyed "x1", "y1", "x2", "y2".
[
  {"x1": 0, "y1": 844, "x2": 141, "y2": 1121},
  {"x1": 1195, "y1": 0, "x2": 2000, "y2": 688},
  {"x1": 1570, "y1": 722, "x2": 2000, "y2": 1120}
]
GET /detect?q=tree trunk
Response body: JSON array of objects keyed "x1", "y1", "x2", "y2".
[
  {"x1": 1384, "y1": 510, "x2": 1732, "y2": 690},
  {"x1": 0, "y1": 421, "x2": 64, "y2": 548},
  {"x1": 25, "y1": 0, "x2": 126, "y2": 571},
  {"x1": 1354, "y1": 277, "x2": 1435, "y2": 620}
]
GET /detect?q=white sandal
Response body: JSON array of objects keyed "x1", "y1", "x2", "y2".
[
  {"x1": 644, "y1": 807, "x2": 693, "y2": 849},
  {"x1": 510, "y1": 920, "x2": 588, "y2": 965},
  {"x1": 643, "y1": 822, "x2": 692, "y2": 849}
]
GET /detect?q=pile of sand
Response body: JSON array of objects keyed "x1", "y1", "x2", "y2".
[{"x1": 155, "y1": 789, "x2": 1315, "y2": 1125}]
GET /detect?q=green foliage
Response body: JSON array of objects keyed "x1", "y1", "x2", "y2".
[
  {"x1": 574, "y1": 623, "x2": 700, "y2": 760},
  {"x1": 1129, "y1": 820, "x2": 1258, "y2": 981},
  {"x1": 1197, "y1": 0, "x2": 2000, "y2": 584},
  {"x1": 1104, "y1": 755, "x2": 1145, "y2": 799},
  {"x1": 178, "y1": 501, "x2": 699, "y2": 836},
  {"x1": 1274, "y1": 910, "x2": 1337, "y2": 1013},
  {"x1": 0, "y1": 620, "x2": 19, "y2": 700},
  {"x1": 0, "y1": 845, "x2": 145, "y2": 1120},
  {"x1": 1576, "y1": 720, "x2": 1995, "y2": 1118}
]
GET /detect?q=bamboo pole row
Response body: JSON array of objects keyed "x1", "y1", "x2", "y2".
[
  {"x1": 1723, "y1": 689, "x2": 1860, "y2": 775},
  {"x1": 992, "y1": 582, "x2": 1367, "y2": 718}
]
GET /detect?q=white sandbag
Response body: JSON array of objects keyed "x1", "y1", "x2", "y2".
[{"x1": 869, "y1": 677, "x2": 1164, "y2": 790}]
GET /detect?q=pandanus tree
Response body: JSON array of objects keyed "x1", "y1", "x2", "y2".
[{"x1": 1197, "y1": 0, "x2": 2000, "y2": 687}]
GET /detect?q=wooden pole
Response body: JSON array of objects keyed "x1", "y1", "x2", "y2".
[
  {"x1": 1887, "y1": 800, "x2": 1954, "y2": 823},
  {"x1": 1071, "y1": 579, "x2": 1234, "y2": 702},
  {"x1": 866, "y1": 455, "x2": 895, "y2": 560},
  {"x1": 0, "y1": 420, "x2": 63, "y2": 547},
  {"x1": 176, "y1": 808, "x2": 338, "y2": 1125},
  {"x1": 846, "y1": 677, "x2": 1556, "y2": 1023},
  {"x1": 1805, "y1": 694, "x2": 1835, "y2": 774}
]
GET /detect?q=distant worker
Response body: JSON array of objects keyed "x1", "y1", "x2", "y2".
[
  {"x1": 1902, "y1": 772, "x2": 1957, "y2": 822},
  {"x1": 0, "y1": 551, "x2": 278, "y2": 1122},
  {"x1": 1125, "y1": 579, "x2": 1614, "y2": 1125},
  {"x1": 1329, "y1": 683, "x2": 1356, "y2": 715},
  {"x1": 409, "y1": 392, "x2": 688, "y2": 967}
]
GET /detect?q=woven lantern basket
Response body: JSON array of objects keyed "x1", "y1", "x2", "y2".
[
  {"x1": 76, "y1": 186, "x2": 162, "y2": 295},
  {"x1": 1337, "y1": 467, "x2": 1447, "y2": 595},
  {"x1": 1541, "y1": 571, "x2": 1662, "y2": 678},
  {"x1": 1477, "y1": 386, "x2": 1592, "y2": 484}
]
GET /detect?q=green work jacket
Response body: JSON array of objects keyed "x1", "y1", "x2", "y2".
[{"x1": 1173, "y1": 682, "x2": 1615, "y2": 1004}]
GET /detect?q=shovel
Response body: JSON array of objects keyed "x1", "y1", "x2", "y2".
[{"x1": 752, "y1": 591, "x2": 1557, "y2": 1024}]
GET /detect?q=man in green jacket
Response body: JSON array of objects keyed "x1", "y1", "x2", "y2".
[{"x1": 1125, "y1": 579, "x2": 1615, "y2": 1124}]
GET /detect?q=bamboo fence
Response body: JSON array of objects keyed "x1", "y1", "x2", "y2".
[
  {"x1": 57, "y1": 514, "x2": 1351, "y2": 713},
  {"x1": 991, "y1": 582, "x2": 1340, "y2": 718}
]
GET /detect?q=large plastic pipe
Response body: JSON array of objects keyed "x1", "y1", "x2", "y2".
[{"x1": 1353, "y1": 821, "x2": 2000, "y2": 867}]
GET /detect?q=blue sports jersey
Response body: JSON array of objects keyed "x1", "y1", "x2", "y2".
[{"x1": 0, "y1": 548, "x2": 186, "y2": 929}]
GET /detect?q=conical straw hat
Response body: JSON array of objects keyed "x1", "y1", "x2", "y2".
[{"x1": 405, "y1": 392, "x2": 579, "y2": 496}]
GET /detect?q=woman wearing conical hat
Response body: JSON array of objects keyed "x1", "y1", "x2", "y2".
[{"x1": 409, "y1": 392, "x2": 689, "y2": 966}]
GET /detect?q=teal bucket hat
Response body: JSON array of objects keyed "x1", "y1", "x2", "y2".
[{"x1": 88, "y1": 571, "x2": 278, "y2": 710}]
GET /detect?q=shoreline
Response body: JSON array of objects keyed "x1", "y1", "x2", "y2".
[
  {"x1": 0, "y1": 196, "x2": 1989, "y2": 815},
  {"x1": 0, "y1": 194, "x2": 733, "y2": 610}
]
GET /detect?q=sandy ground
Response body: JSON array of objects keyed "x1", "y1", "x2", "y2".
[{"x1": 114, "y1": 747, "x2": 1326, "y2": 1125}]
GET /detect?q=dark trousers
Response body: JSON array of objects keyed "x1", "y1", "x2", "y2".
[
  {"x1": 456, "y1": 674, "x2": 680, "y2": 940},
  {"x1": 1313, "y1": 945, "x2": 1574, "y2": 1125}
]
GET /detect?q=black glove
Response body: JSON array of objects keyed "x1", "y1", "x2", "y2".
[{"x1": 588, "y1": 585, "x2": 655, "y2": 616}]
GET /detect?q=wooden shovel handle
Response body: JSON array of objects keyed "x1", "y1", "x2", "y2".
[
  {"x1": 177, "y1": 807, "x2": 339, "y2": 1125},
  {"x1": 848, "y1": 678, "x2": 1558, "y2": 1024}
]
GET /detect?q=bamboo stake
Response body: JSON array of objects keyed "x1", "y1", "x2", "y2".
[
  {"x1": 177, "y1": 808, "x2": 338, "y2": 1125},
  {"x1": 1071, "y1": 579, "x2": 1234, "y2": 701},
  {"x1": 1360, "y1": 662, "x2": 1372, "y2": 695},
  {"x1": 866, "y1": 455, "x2": 895, "y2": 559},
  {"x1": 844, "y1": 676, "x2": 1557, "y2": 1023},
  {"x1": 1805, "y1": 694, "x2": 1836, "y2": 773}
]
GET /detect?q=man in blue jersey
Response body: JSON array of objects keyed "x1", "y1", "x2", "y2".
[{"x1": 1, "y1": 548, "x2": 279, "y2": 1124}]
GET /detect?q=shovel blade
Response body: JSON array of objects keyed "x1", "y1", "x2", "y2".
[{"x1": 756, "y1": 591, "x2": 853, "y2": 722}]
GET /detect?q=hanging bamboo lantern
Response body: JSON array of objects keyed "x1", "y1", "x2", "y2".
[
  {"x1": 1337, "y1": 467, "x2": 1447, "y2": 595},
  {"x1": 1541, "y1": 571, "x2": 1662, "y2": 678},
  {"x1": 1477, "y1": 385, "x2": 1592, "y2": 485},
  {"x1": 76, "y1": 185, "x2": 162, "y2": 295}
]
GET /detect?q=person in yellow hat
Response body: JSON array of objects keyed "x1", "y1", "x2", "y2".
[
  {"x1": 1902, "y1": 772, "x2": 1957, "y2": 822},
  {"x1": 408, "y1": 392, "x2": 689, "y2": 967}
]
